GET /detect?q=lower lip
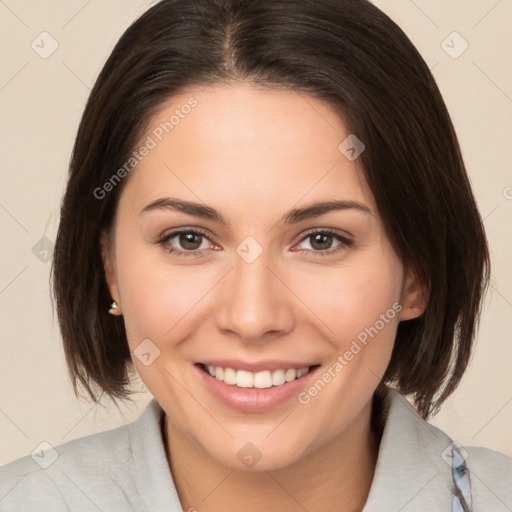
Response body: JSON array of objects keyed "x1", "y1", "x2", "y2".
[{"x1": 195, "y1": 364, "x2": 320, "y2": 413}]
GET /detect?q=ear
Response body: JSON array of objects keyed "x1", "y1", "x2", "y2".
[
  {"x1": 100, "y1": 230, "x2": 122, "y2": 313},
  {"x1": 399, "y1": 267, "x2": 430, "y2": 321}
]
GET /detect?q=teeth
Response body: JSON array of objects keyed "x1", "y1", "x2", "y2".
[
  {"x1": 253, "y1": 370, "x2": 272, "y2": 389},
  {"x1": 204, "y1": 365, "x2": 311, "y2": 388},
  {"x1": 285, "y1": 369, "x2": 296, "y2": 382},
  {"x1": 272, "y1": 369, "x2": 286, "y2": 386},
  {"x1": 224, "y1": 367, "x2": 236, "y2": 385},
  {"x1": 236, "y1": 370, "x2": 254, "y2": 388},
  {"x1": 214, "y1": 366, "x2": 224, "y2": 381}
]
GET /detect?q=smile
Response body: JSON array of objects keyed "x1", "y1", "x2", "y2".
[
  {"x1": 202, "y1": 364, "x2": 315, "y2": 389},
  {"x1": 195, "y1": 359, "x2": 322, "y2": 413}
]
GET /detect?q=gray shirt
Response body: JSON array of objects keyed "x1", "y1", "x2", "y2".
[{"x1": 1, "y1": 389, "x2": 511, "y2": 511}]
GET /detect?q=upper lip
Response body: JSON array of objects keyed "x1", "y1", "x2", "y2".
[{"x1": 198, "y1": 359, "x2": 320, "y2": 373}]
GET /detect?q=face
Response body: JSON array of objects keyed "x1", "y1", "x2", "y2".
[{"x1": 102, "y1": 83, "x2": 425, "y2": 471}]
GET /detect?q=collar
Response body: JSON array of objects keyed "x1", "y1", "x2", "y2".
[
  {"x1": 128, "y1": 398, "x2": 183, "y2": 510},
  {"x1": 363, "y1": 387, "x2": 456, "y2": 511},
  {"x1": 133, "y1": 387, "x2": 457, "y2": 511}
]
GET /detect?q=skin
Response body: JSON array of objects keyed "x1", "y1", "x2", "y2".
[{"x1": 102, "y1": 82, "x2": 428, "y2": 512}]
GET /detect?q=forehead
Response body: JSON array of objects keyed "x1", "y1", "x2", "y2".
[{"x1": 119, "y1": 83, "x2": 376, "y2": 220}]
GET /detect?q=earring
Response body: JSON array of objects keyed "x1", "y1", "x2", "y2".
[{"x1": 109, "y1": 301, "x2": 120, "y2": 315}]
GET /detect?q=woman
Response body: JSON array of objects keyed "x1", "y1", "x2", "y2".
[{"x1": 1, "y1": 0, "x2": 511, "y2": 510}]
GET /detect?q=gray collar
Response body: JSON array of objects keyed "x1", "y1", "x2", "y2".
[
  {"x1": 134, "y1": 388, "x2": 461, "y2": 511},
  {"x1": 363, "y1": 388, "x2": 458, "y2": 511}
]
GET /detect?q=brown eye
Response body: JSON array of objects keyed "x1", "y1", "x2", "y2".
[
  {"x1": 310, "y1": 233, "x2": 335, "y2": 251},
  {"x1": 295, "y1": 229, "x2": 353, "y2": 256},
  {"x1": 158, "y1": 228, "x2": 214, "y2": 257},
  {"x1": 178, "y1": 232, "x2": 203, "y2": 250}
]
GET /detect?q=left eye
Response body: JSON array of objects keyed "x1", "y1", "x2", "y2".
[
  {"x1": 159, "y1": 229, "x2": 214, "y2": 256},
  {"x1": 295, "y1": 231, "x2": 352, "y2": 254}
]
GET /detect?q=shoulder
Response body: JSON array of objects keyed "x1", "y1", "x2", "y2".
[
  {"x1": 363, "y1": 387, "x2": 512, "y2": 511},
  {"x1": 464, "y1": 444, "x2": 512, "y2": 509},
  {"x1": 0, "y1": 401, "x2": 157, "y2": 512},
  {"x1": 389, "y1": 388, "x2": 512, "y2": 500},
  {"x1": 0, "y1": 414, "x2": 132, "y2": 476}
]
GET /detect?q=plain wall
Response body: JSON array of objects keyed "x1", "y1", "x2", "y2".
[{"x1": 0, "y1": 0, "x2": 511, "y2": 465}]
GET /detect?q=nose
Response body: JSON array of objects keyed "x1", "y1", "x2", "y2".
[{"x1": 214, "y1": 250, "x2": 296, "y2": 343}]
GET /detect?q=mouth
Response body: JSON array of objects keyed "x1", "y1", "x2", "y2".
[
  {"x1": 194, "y1": 360, "x2": 322, "y2": 413},
  {"x1": 196, "y1": 362, "x2": 321, "y2": 389}
]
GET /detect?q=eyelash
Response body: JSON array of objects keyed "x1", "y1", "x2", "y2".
[{"x1": 157, "y1": 227, "x2": 353, "y2": 258}]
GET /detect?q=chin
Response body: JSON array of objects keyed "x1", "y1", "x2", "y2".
[{"x1": 216, "y1": 445, "x2": 304, "y2": 472}]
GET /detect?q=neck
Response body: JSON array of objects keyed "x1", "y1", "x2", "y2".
[{"x1": 163, "y1": 391, "x2": 385, "y2": 512}]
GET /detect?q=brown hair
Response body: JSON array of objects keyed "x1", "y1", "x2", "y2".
[{"x1": 51, "y1": 0, "x2": 490, "y2": 418}]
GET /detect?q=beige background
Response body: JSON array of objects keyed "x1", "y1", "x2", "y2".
[{"x1": 0, "y1": 0, "x2": 511, "y2": 465}]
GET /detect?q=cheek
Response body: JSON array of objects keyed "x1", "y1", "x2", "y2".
[
  {"x1": 114, "y1": 237, "x2": 217, "y2": 350},
  {"x1": 293, "y1": 257, "x2": 402, "y2": 339},
  {"x1": 287, "y1": 249, "x2": 403, "y2": 388}
]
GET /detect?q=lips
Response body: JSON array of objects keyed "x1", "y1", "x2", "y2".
[{"x1": 195, "y1": 361, "x2": 321, "y2": 413}]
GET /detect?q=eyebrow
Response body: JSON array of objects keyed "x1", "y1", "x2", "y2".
[{"x1": 140, "y1": 197, "x2": 372, "y2": 225}]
